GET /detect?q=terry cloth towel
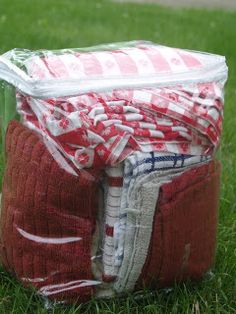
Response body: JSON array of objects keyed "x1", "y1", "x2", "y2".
[
  {"x1": 15, "y1": 42, "x2": 224, "y2": 168},
  {"x1": 0, "y1": 120, "x2": 102, "y2": 303},
  {"x1": 137, "y1": 160, "x2": 220, "y2": 289},
  {"x1": 102, "y1": 152, "x2": 210, "y2": 281}
]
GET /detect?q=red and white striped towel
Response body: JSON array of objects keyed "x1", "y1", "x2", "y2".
[{"x1": 17, "y1": 82, "x2": 222, "y2": 169}]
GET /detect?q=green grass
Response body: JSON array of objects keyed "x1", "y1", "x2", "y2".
[{"x1": 0, "y1": 0, "x2": 236, "y2": 312}]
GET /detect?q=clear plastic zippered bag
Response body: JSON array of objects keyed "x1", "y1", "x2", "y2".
[{"x1": 0, "y1": 41, "x2": 227, "y2": 305}]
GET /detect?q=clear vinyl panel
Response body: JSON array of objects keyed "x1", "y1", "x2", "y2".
[{"x1": 0, "y1": 41, "x2": 227, "y2": 305}]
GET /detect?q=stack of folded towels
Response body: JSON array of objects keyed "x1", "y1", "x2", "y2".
[{"x1": 0, "y1": 42, "x2": 226, "y2": 303}]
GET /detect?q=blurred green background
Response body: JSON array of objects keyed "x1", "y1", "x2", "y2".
[{"x1": 0, "y1": 0, "x2": 235, "y2": 313}]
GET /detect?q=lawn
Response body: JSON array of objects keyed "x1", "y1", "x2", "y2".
[{"x1": 0, "y1": 0, "x2": 236, "y2": 313}]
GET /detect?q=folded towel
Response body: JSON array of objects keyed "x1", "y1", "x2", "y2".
[
  {"x1": 17, "y1": 84, "x2": 221, "y2": 169},
  {"x1": 0, "y1": 120, "x2": 102, "y2": 303},
  {"x1": 102, "y1": 164, "x2": 124, "y2": 281},
  {"x1": 138, "y1": 160, "x2": 220, "y2": 288}
]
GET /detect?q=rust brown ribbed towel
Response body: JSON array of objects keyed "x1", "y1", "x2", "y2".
[
  {"x1": 138, "y1": 160, "x2": 220, "y2": 289},
  {"x1": 0, "y1": 120, "x2": 102, "y2": 303}
]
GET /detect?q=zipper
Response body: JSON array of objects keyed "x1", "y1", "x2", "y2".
[{"x1": 0, "y1": 55, "x2": 227, "y2": 99}]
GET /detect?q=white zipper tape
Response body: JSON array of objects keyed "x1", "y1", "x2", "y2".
[{"x1": 0, "y1": 55, "x2": 228, "y2": 99}]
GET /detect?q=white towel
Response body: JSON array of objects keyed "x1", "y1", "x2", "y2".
[{"x1": 114, "y1": 168, "x2": 184, "y2": 293}]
